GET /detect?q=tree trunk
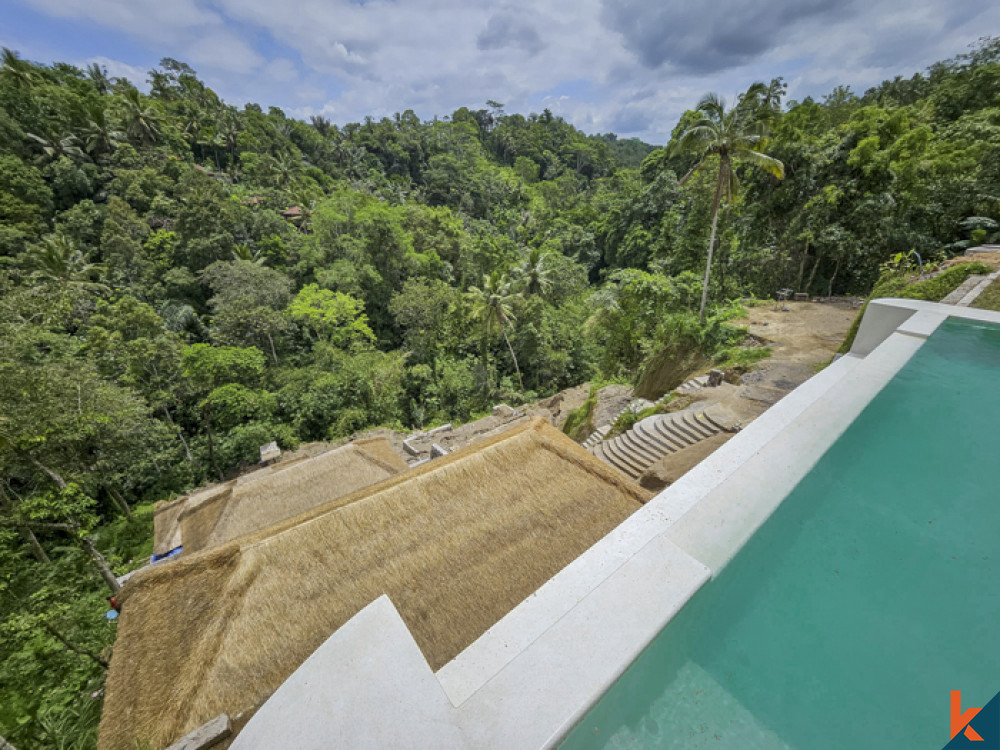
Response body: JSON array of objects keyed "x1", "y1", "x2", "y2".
[
  {"x1": 18, "y1": 449, "x2": 67, "y2": 491},
  {"x1": 501, "y1": 325, "x2": 524, "y2": 392},
  {"x1": 796, "y1": 238, "x2": 809, "y2": 291},
  {"x1": 205, "y1": 417, "x2": 223, "y2": 481},
  {"x1": 40, "y1": 621, "x2": 108, "y2": 669},
  {"x1": 805, "y1": 248, "x2": 824, "y2": 295},
  {"x1": 698, "y1": 159, "x2": 727, "y2": 324},
  {"x1": 827, "y1": 256, "x2": 842, "y2": 298},
  {"x1": 1, "y1": 732, "x2": 20, "y2": 750},
  {"x1": 77, "y1": 532, "x2": 121, "y2": 594},
  {"x1": 266, "y1": 331, "x2": 279, "y2": 365},
  {"x1": 162, "y1": 405, "x2": 193, "y2": 462},
  {"x1": 108, "y1": 485, "x2": 132, "y2": 520},
  {"x1": 0, "y1": 488, "x2": 49, "y2": 563},
  {"x1": 20, "y1": 526, "x2": 49, "y2": 564}
]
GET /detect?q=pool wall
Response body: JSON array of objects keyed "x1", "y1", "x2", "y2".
[{"x1": 231, "y1": 299, "x2": 1000, "y2": 750}]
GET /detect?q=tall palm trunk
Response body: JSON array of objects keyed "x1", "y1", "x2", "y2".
[
  {"x1": 699, "y1": 157, "x2": 728, "y2": 324},
  {"x1": 500, "y1": 325, "x2": 524, "y2": 391}
]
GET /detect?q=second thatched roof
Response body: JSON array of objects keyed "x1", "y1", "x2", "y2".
[
  {"x1": 99, "y1": 418, "x2": 649, "y2": 750},
  {"x1": 152, "y1": 438, "x2": 408, "y2": 556}
]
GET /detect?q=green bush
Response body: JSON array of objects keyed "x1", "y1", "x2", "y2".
[
  {"x1": 562, "y1": 385, "x2": 598, "y2": 441},
  {"x1": 838, "y1": 262, "x2": 991, "y2": 354}
]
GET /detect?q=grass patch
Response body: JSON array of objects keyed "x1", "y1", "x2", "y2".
[
  {"x1": 838, "y1": 262, "x2": 992, "y2": 354},
  {"x1": 972, "y1": 277, "x2": 1000, "y2": 312},
  {"x1": 561, "y1": 384, "x2": 598, "y2": 442},
  {"x1": 713, "y1": 345, "x2": 772, "y2": 371}
]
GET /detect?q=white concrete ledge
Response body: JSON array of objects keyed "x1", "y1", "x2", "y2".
[{"x1": 234, "y1": 298, "x2": 1000, "y2": 750}]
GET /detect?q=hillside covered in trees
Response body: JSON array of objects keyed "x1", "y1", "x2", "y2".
[{"x1": 1, "y1": 37, "x2": 1000, "y2": 748}]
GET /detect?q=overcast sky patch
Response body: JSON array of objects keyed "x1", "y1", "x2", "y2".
[{"x1": 6, "y1": 0, "x2": 1000, "y2": 144}]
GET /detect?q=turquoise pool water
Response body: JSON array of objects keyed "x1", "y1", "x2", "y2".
[{"x1": 562, "y1": 318, "x2": 1000, "y2": 749}]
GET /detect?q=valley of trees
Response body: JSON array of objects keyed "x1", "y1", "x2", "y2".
[{"x1": 1, "y1": 37, "x2": 999, "y2": 748}]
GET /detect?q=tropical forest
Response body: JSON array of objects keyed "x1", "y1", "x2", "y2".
[{"x1": 1, "y1": 36, "x2": 1000, "y2": 749}]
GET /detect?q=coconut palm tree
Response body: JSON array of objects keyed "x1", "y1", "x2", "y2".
[
  {"x1": 466, "y1": 271, "x2": 524, "y2": 391},
  {"x1": 81, "y1": 101, "x2": 124, "y2": 159},
  {"x1": 85, "y1": 62, "x2": 113, "y2": 94},
  {"x1": 24, "y1": 131, "x2": 88, "y2": 165},
  {"x1": 517, "y1": 246, "x2": 553, "y2": 296},
  {"x1": 24, "y1": 235, "x2": 108, "y2": 293},
  {"x1": 120, "y1": 87, "x2": 160, "y2": 147},
  {"x1": 670, "y1": 88, "x2": 785, "y2": 322},
  {"x1": 0, "y1": 47, "x2": 34, "y2": 91}
]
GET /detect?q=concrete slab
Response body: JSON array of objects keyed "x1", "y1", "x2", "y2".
[{"x1": 230, "y1": 596, "x2": 465, "y2": 750}]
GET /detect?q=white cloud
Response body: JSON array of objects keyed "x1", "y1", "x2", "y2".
[
  {"x1": 183, "y1": 31, "x2": 265, "y2": 73},
  {"x1": 16, "y1": 0, "x2": 1000, "y2": 143},
  {"x1": 262, "y1": 58, "x2": 299, "y2": 84},
  {"x1": 23, "y1": 0, "x2": 220, "y2": 44}
]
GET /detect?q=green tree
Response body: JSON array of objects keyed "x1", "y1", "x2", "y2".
[
  {"x1": 670, "y1": 87, "x2": 785, "y2": 322},
  {"x1": 201, "y1": 261, "x2": 294, "y2": 362},
  {"x1": 465, "y1": 271, "x2": 524, "y2": 391},
  {"x1": 287, "y1": 284, "x2": 375, "y2": 348}
]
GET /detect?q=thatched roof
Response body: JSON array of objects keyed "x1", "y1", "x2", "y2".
[
  {"x1": 152, "y1": 438, "x2": 408, "y2": 556},
  {"x1": 99, "y1": 418, "x2": 649, "y2": 750}
]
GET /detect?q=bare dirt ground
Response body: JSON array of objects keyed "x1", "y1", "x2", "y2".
[
  {"x1": 722, "y1": 298, "x2": 859, "y2": 414},
  {"x1": 942, "y1": 250, "x2": 1000, "y2": 270},
  {"x1": 633, "y1": 298, "x2": 859, "y2": 488}
]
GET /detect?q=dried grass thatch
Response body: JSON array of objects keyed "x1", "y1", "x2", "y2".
[
  {"x1": 99, "y1": 419, "x2": 648, "y2": 750},
  {"x1": 151, "y1": 439, "x2": 407, "y2": 556}
]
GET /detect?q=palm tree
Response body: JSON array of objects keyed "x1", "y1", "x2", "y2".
[
  {"x1": 0, "y1": 47, "x2": 34, "y2": 91},
  {"x1": 232, "y1": 244, "x2": 266, "y2": 265},
  {"x1": 270, "y1": 153, "x2": 300, "y2": 187},
  {"x1": 310, "y1": 115, "x2": 332, "y2": 136},
  {"x1": 466, "y1": 271, "x2": 524, "y2": 391},
  {"x1": 81, "y1": 101, "x2": 124, "y2": 158},
  {"x1": 85, "y1": 62, "x2": 113, "y2": 94},
  {"x1": 670, "y1": 88, "x2": 785, "y2": 322},
  {"x1": 518, "y1": 246, "x2": 553, "y2": 296},
  {"x1": 120, "y1": 87, "x2": 160, "y2": 147},
  {"x1": 24, "y1": 131, "x2": 88, "y2": 165},
  {"x1": 24, "y1": 235, "x2": 108, "y2": 293}
]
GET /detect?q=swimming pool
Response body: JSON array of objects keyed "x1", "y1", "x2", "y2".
[{"x1": 562, "y1": 317, "x2": 1000, "y2": 749}]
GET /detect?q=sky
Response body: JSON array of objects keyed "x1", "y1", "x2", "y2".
[{"x1": 2, "y1": 0, "x2": 999, "y2": 145}]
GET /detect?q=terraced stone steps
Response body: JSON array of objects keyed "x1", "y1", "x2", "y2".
[
  {"x1": 580, "y1": 398, "x2": 655, "y2": 449},
  {"x1": 590, "y1": 408, "x2": 731, "y2": 480},
  {"x1": 676, "y1": 374, "x2": 709, "y2": 395}
]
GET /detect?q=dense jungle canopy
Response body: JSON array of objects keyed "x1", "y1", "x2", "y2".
[{"x1": 1, "y1": 37, "x2": 999, "y2": 749}]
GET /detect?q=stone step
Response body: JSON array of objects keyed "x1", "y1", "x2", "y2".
[
  {"x1": 681, "y1": 411, "x2": 716, "y2": 440},
  {"x1": 594, "y1": 441, "x2": 642, "y2": 479},
  {"x1": 602, "y1": 438, "x2": 647, "y2": 476},
  {"x1": 618, "y1": 429, "x2": 661, "y2": 464},
  {"x1": 668, "y1": 414, "x2": 704, "y2": 445},
  {"x1": 605, "y1": 435, "x2": 650, "y2": 472},
  {"x1": 654, "y1": 415, "x2": 694, "y2": 447},
  {"x1": 651, "y1": 416, "x2": 691, "y2": 451},
  {"x1": 699, "y1": 409, "x2": 729, "y2": 433},
  {"x1": 635, "y1": 418, "x2": 679, "y2": 454}
]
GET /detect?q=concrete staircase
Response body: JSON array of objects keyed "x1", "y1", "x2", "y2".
[
  {"x1": 580, "y1": 398, "x2": 655, "y2": 450},
  {"x1": 589, "y1": 408, "x2": 730, "y2": 480},
  {"x1": 676, "y1": 374, "x2": 710, "y2": 395}
]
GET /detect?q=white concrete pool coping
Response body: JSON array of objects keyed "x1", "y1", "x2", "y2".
[{"x1": 231, "y1": 299, "x2": 1000, "y2": 750}]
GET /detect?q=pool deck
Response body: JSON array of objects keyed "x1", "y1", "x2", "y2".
[{"x1": 231, "y1": 299, "x2": 1000, "y2": 750}]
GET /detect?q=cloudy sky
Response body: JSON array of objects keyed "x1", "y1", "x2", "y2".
[{"x1": 3, "y1": 0, "x2": 998, "y2": 144}]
